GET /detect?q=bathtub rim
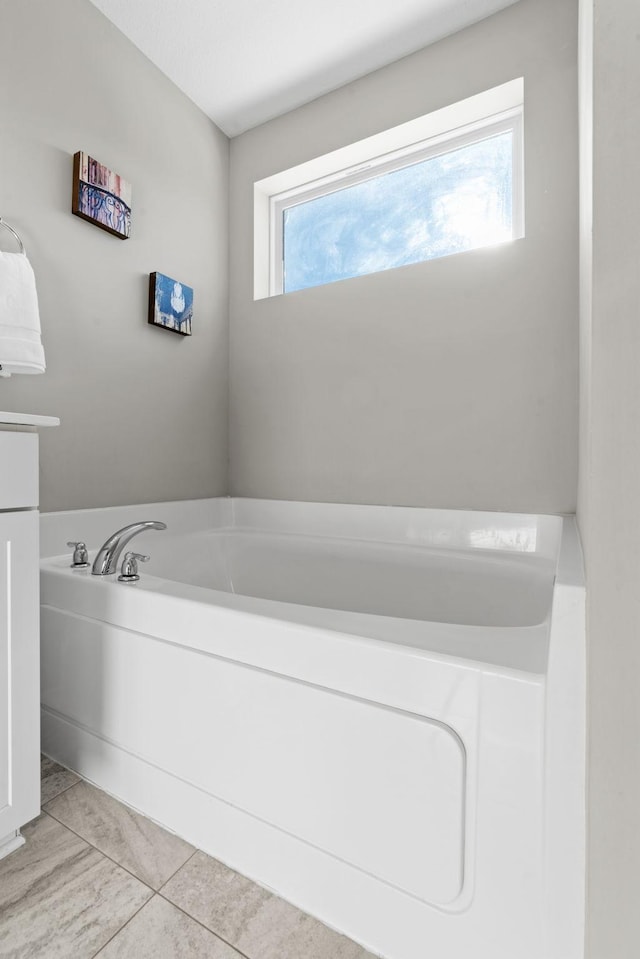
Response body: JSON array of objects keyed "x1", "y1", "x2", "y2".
[
  {"x1": 40, "y1": 496, "x2": 568, "y2": 676},
  {"x1": 40, "y1": 555, "x2": 552, "y2": 678},
  {"x1": 40, "y1": 495, "x2": 563, "y2": 561}
]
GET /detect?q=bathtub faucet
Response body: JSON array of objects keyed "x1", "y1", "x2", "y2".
[{"x1": 91, "y1": 521, "x2": 167, "y2": 576}]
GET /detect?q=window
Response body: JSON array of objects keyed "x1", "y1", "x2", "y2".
[
  {"x1": 253, "y1": 79, "x2": 524, "y2": 299},
  {"x1": 279, "y1": 121, "x2": 517, "y2": 294}
]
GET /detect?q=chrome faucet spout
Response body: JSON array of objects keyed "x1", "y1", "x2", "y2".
[{"x1": 91, "y1": 521, "x2": 167, "y2": 576}]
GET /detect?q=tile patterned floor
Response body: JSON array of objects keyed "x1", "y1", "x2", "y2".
[{"x1": 0, "y1": 757, "x2": 377, "y2": 959}]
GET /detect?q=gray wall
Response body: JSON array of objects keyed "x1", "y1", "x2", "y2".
[
  {"x1": 0, "y1": 0, "x2": 229, "y2": 511},
  {"x1": 229, "y1": 0, "x2": 579, "y2": 513},
  {"x1": 579, "y1": 1, "x2": 640, "y2": 956}
]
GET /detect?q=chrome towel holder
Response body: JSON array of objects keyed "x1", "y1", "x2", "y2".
[{"x1": 0, "y1": 217, "x2": 25, "y2": 254}]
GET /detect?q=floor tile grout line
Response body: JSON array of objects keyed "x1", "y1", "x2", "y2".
[
  {"x1": 41, "y1": 807, "x2": 368, "y2": 959},
  {"x1": 157, "y1": 886, "x2": 374, "y2": 959},
  {"x1": 157, "y1": 884, "x2": 374, "y2": 959},
  {"x1": 41, "y1": 806, "x2": 250, "y2": 959},
  {"x1": 41, "y1": 780, "x2": 196, "y2": 894},
  {"x1": 40, "y1": 809, "x2": 160, "y2": 894},
  {"x1": 41, "y1": 790, "x2": 251, "y2": 957},
  {"x1": 157, "y1": 847, "x2": 198, "y2": 891},
  {"x1": 6, "y1": 810, "x2": 153, "y2": 959},
  {"x1": 41, "y1": 774, "x2": 82, "y2": 806},
  {"x1": 42, "y1": 769, "x2": 198, "y2": 879},
  {"x1": 39, "y1": 774, "x2": 373, "y2": 959},
  {"x1": 155, "y1": 889, "x2": 253, "y2": 959},
  {"x1": 89, "y1": 892, "x2": 157, "y2": 958}
]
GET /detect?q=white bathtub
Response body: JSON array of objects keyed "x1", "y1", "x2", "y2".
[{"x1": 39, "y1": 498, "x2": 585, "y2": 959}]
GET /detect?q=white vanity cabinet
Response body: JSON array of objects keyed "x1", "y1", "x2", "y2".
[{"x1": 0, "y1": 414, "x2": 58, "y2": 859}]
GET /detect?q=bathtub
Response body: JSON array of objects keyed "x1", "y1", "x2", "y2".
[{"x1": 39, "y1": 498, "x2": 585, "y2": 959}]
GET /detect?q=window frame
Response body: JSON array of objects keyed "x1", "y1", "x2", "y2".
[
  {"x1": 253, "y1": 79, "x2": 525, "y2": 300},
  {"x1": 269, "y1": 109, "x2": 523, "y2": 296}
]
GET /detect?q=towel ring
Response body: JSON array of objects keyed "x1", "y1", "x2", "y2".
[{"x1": 0, "y1": 217, "x2": 25, "y2": 255}]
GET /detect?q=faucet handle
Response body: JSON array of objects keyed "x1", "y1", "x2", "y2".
[
  {"x1": 67, "y1": 541, "x2": 90, "y2": 569},
  {"x1": 118, "y1": 551, "x2": 149, "y2": 583}
]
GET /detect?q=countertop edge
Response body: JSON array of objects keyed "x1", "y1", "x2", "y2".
[{"x1": 0, "y1": 411, "x2": 60, "y2": 427}]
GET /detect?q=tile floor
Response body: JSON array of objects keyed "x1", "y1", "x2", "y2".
[{"x1": 0, "y1": 757, "x2": 377, "y2": 959}]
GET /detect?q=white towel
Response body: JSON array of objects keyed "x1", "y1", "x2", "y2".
[{"x1": 0, "y1": 251, "x2": 46, "y2": 376}]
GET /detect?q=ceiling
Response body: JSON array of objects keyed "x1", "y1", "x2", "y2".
[{"x1": 89, "y1": 0, "x2": 520, "y2": 137}]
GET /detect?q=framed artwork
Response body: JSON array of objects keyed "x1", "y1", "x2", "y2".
[
  {"x1": 148, "y1": 272, "x2": 193, "y2": 336},
  {"x1": 72, "y1": 151, "x2": 132, "y2": 239}
]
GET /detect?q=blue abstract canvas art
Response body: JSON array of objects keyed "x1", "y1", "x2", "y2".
[{"x1": 148, "y1": 272, "x2": 193, "y2": 336}]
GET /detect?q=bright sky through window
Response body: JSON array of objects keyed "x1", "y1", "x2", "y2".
[{"x1": 282, "y1": 131, "x2": 514, "y2": 294}]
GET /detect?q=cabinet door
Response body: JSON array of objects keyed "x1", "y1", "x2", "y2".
[{"x1": 0, "y1": 510, "x2": 39, "y2": 837}]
